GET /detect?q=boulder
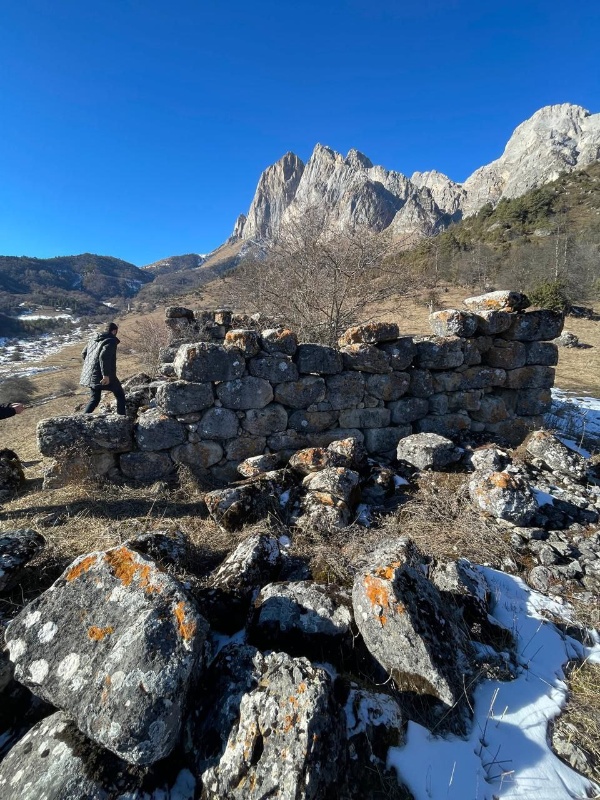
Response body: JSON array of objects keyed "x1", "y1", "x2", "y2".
[
  {"x1": 485, "y1": 339, "x2": 527, "y2": 369},
  {"x1": 216, "y1": 376, "x2": 274, "y2": 410},
  {"x1": 125, "y1": 529, "x2": 188, "y2": 566},
  {"x1": 429, "y1": 309, "x2": 478, "y2": 338},
  {"x1": 205, "y1": 473, "x2": 288, "y2": 530},
  {"x1": 326, "y1": 371, "x2": 365, "y2": 409},
  {"x1": 37, "y1": 414, "x2": 133, "y2": 456},
  {"x1": 396, "y1": 433, "x2": 463, "y2": 471},
  {"x1": 260, "y1": 327, "x2": 298, "y2": 355},
  {"x1": 415, "y1": 337, "x2": 464, "y2": 370},
  {"x1": 340, "y1": 344, "x2": 392, "y2": 374},
  {"x1": 249, "y1": 581, "x2": 354, "y2": 659},
  {"x1": 224, "y1": 329, "x2": 261, "y2": 357},
  {"x1": 198, "y1": 534, "x2": 281, "y2": 632},
  {"x1": 0, "y1": 711, "x2": 197, "y2": 800},
  {"x1": 525, "y1": 341, "x2": 559, "y2": 365},
  {"x1": 248, "y1": 354, "x2": 299, "y2": 383},
  {"x1": 5, "y1": 546, "x2": 208, "y2": 764},
  {"x1": 170, "y1": 441, "x2": 223, "y2": 470},
  {"x1": 300, "y1": 492, "x2": 351, "y2": 529},
  {"x1": 302, "y1": 467, "x2": 361, "y2": 502},
  {"x1": 0, "y1": 449, "x2": 26, "y2": 498},
  {"x1": 526, "y1": 430, "x2": 587, "y2": 480},
  {"x1": 469, "y1": 470, "x2": 539, "y2": 525},
  {"x1": 473, "y1": 309, "x2": 514, "y2": 335},
  {"x1": 463, "y1": 290, "x2": 530, "y2": 312},
  {"x1": 174, "y1": 343, "x2": 245, "y2": 382},
  {"x1": 274, "y1": 376, "x2": 326, "y2": 408},
  {"x1": 155, "y1": 380, "x2": 214, "y2": 415},
  {"x1": 338, "y1": 321, "x2": 399, "y2": 346},
  {"x1": 237, "y1": 454, "x2": 280, "y2": 478},
  {"x1": 502, "y1": 309, "x2": 564, "y2": 341},
  {"x1": 0, "y1": 529, "x2": 45, "y2": 592},
  {"x1": 120, "y1": 451, "x2": 175, "y2": 481},
  {"x1": 135, "y1": 408, "x2": 187, "y2": 450},
  {"x1": 295, "y1": 343, "x2": 343, "y2": 375},
  {"x1": 198, "y1": 407, "x2": 240, "y2": 439},
  {"x1": 352, "y1": 539, "x2": 472, "y2": 709},
  {"x1": 379, "y1": 338, "x2": 417, "y2": 370},
  {"x1": 243, "y1": 404, "x2": 288, "y2": 435},
  {"x1": 504, "y1": 365, "x2": 555, "y2": 389},
  {"x1": 193, "y1": 645, "x2": 345, "y2": 799},
  {"x1": 388, "y1": 397, "x2": 429, "y2": 424}
]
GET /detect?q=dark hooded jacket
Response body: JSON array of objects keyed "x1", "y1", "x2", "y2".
[
  {"x1": 80, "y1": 332, "x2": 120, "y2": 387},
  {"x1": 0, "y1": 405, "x2": 17, "y2": 420}
]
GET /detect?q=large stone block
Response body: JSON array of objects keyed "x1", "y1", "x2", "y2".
[
  {"x1": 248, "y1": 354, "x2": 299, "y2": 383},
  {"x1": 415, "y1": 337, "x2": 464, "y2": 370},
  {"x1": 397, "y1": 434, "x2": 463, "y2": 470},
  {"x1": 37, "y1": 415, "x2": 133, "y2": 457},
  {"x1": 459, "y1": 366, "x2": 506, "y2": 390},
  {"x1": 429, "y1": 309, "x2": 478, "y2": 338},
  {"x1": 364, "y1": 426, "x2": 411, "y2": 454},
  {"x1": 431, "y1": 371, "x2": 463, "y2": 393},
  {"x1": 338, "y1": 408, "x2": 391, "y2": 429},
  {"x1": 502, "y1": 309, "x2": 564, "y2": 341},
  {"x1": 388, "y1": 397, "x2": 429, "y2": 424},
  {"x1": 216, "y1": 376, "x2": 273, "y2": 410},
  {"x1": 5, "y1": 546, "x2": 208, "y2": 764},
  {"x1": 171, "y1": 441, "x2": 223, "y2": 469},
  {"x1": 306, "y1": 428, "x2": 365, "y2": 448},
  {"x1": 0, "y1": 529, "x2": 45, "y2": 592},
  {"x1": 366, "y1": 371, "x2": 410, "y2": 401},
  {"x1": 325, "y1": 371, "x2": 365, "y2": 409},
  {"x1": 135, "y1": 408, "x2": 187, "y2": 451},
  {"x1": 409, "y1": 368, "x2": 435, "y2": 397},
  {"x1": 469, "y1": 471, "x2": 538, "y2": 525},
  {"x1": 415, "y1": 412, "x2": 471, "y2": 437},
  {"x1": 485, "y1": 340, "x2": 527, "y2": 370},
  {"x1": 120, "y1": 452, "x2": 175, "y2": 481},
  {"x1": 295, "y1": 344, "x2": 343, "y2": 375},
  {"x1": 273, "y1": 376, "x2": 326, "y2": 408},
  {"x1": 260, "y1": 327, "x2": 298, "y2": 355},
  {"x1": 525, "y1": 341, "x2": 559, "y2": 366},
  {"x1": 224, "y1": 436, "x2": 267, "y2": 461},
  {"x1": 463, "y1": 290, "x2": 530, "y2": 312},
  {"x1": 470, "y1": 396, "x2": 511, "y2": 424},
  {"x1": 198, "y1": 407, "x2": 240, "y2": 439},
  {"x1": 242, "y1": 404, "x2": 288, "y2": 435},
  {"x1": 340, "y1": 344, "x2": 391, "y2": 374},
  {"x1": 514, "y1": 388, "x2": 552, "y2": 416},
  {"x1": 156, "y1": 380, "x2": 214, "y2": 415},
  {"x1": 473, "y1": 309, "x2": 514, "y2": 335},
  {"x1": 338, "y1": 321, "x2": 399, "y2": 346},
  {"x1": 504, "y1": 366, "x2": 555, "y2": 389},
  {"x1": 288, "y1": 409, "x2": 339, "y2": 433},
  {"x1": 174, "y1": 343, "x2": 245, "y2": 382},
  {"x1": 378, "y1": 338, "x2": 416, "y2": 370},
  {"x1": 224, "y1": 329, "x2": 261, "y2": 357}
]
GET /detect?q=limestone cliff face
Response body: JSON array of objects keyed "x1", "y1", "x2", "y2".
[{"x1": 230, "y1": 103, "x2": 600, "y2": 246}]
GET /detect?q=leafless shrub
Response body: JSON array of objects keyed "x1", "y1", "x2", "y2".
[
  {"x1": 127, "y1": 314, "x2": 171, "y2": 376},
  {"x1": 0, "y1": 376, "x2": 37, "y2": 405},
  {"x1": 224, "y1": 208, "x2": 415, "y2": 345}
]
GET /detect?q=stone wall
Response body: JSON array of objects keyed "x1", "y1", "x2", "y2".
[{"x1": 37, "y1": 291, "x2": 564, "y2": 485}]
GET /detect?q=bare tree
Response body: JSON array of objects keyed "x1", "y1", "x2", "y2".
[
  {"x1": 128, "y1": 314, "x2": 171, "y2": 375},
  {"x1": 224, "y1": 209, "x2": 413, "y2": 345}
]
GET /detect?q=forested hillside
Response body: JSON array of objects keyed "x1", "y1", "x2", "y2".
[{"x1": 397, "y1": 162, "x2": 600, "y2": 305}]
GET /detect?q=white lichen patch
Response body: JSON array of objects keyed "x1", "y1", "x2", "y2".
[
  {"x1": 9, "y1": 639, "x2": 26, "y2": 661},
  {"x1": 38, "y1": 621, "x2": 58, "y2": 643},
  {"x1": 23, "y1": 610, "x2": 41, "y2": 629},
  {"x1": 57, "y1": 652, "x2": 80, "y2": 681},
  {"x1": 110, "y1": 670, "x2": 125, "y2": 690},
  {"x1": 28, "y1": 659, "x2": 49, "y2": 684}
]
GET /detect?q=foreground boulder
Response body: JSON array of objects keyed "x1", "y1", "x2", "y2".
[
  {"x1": 0, "y1": 711, "x2": 196, "y2": 800},
  {"x1": 36, "y1": 414, "x2": 133, "y2": 456},
  {"x1": 0, "y1": 529, "x2": 45, "y2": 592},
  {"x1": 197, "y1": 534, "x2": 281, "y2": 632},
  {"x1": 352, "y1": 539, "x2": 472, "y2": 714},
  {"x1": 205, "y1": 472, "x2": 290, "y2": 531},
  {"x1": 469, "y1": 469, "x2": 539, "y2": 525},
  {"x1": 194, "y1": 645, "x2": 345, "y2": 799},
  {"x1": 0, "y1": 449, "x2": 25, "y2": 499},
  {"x1": 526, "y1": 429, "x2": 587, "y2": 480},
  {"x1": 5, "y1": 545, "x2": 208, "y2": 764}
]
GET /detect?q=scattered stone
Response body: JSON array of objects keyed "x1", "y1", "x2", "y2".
[
  {"x1": 469, "y1": 470, "x2": 539, "y2": 525},
  {"x1": 302, "y1": 467, "x2": 361, "y2": 502},
  {"x1": 205, "y1": 473, "x2": 288, "y2": 530},
  {"x1": 288, "y1": 447, "x2": 348, "y2": 475},
  {"x1": 125, "y1": 529, "x2": 188, "y2": 566},
  {"x1": 553, "y1": 331, "x2": 580, "y2": 348},
  {"x1": 396, "y1": 433, "x2": 463, "y2": 470},
  {"x1": 526, "y1": 430, "x2": 587, "y2": 480},
  {"x1": 0, "y1": 529, "x2": 45, "y2": 592},
  {"x1": 300, "y1": 491, "x2": 351, "y2": 529},
  {"x1": 463, "y1": 290, "x2": 530, "y2": 312},
  {"x1": 237, "y1": 454, "x2": 280, "y2": 478}
]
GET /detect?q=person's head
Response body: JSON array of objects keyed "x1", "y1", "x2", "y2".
[{"x1": 103, "y1": 322, "x2": 119, "y2": 336}]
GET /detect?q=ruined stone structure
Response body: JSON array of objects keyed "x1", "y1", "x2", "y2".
[{"x1": 36, "y1": 291, "x2": 564, "y2": 486}]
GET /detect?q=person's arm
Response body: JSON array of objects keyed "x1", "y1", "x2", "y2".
[
  {"x1": 99, "y1": 339, "x2": 117, "y2": 382},
  {"x1": 81, "y1": 346, "x2": 87, "y2": 361}
]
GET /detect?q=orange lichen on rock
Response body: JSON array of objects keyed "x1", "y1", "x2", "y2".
[
  {"x1": 66, "y1": 554, "x2": 99, "y2": 582},
  {"x1": 104, "y1": 547, "x2": 160, "y2": 593},
  {"x1": 364, "y1": 574, "x2": 392, "y2": 626},
  {"x1": 374, "y1": 561, "x2": 401, "y2": 581},
  {"x1": 88, "y1": 625, "x2": 114, "y2": 641},
  {"x1": 101, "y1": 675, "x2": 111, "y2": 703},
  {"x1": 298, "y1": 682, "x2": 307, "y2": 694},
  {"x1": 174, "y1": 601, "x2": 197, "y2": 641},
  {"x1": 283, "y1": 713, "x2": 298, "y2": 733},
  {"x1": 487, "y1": 472, "x2": 516, "y2": 490}
]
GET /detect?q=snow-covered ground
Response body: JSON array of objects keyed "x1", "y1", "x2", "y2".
[
  {"x1": 388, "y1": 569, "x2": 600, "y2": 800},
  {"x1": 547, "y1": 389, "x2": 600, "y2": 446},
  {"x1": 0, "y1": 324, "x2": 94, "y2": 378}
]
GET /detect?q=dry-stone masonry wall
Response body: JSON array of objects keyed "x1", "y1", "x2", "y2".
[{"x1": 37, "y1": 291, "x2": 564, "y2": 485}]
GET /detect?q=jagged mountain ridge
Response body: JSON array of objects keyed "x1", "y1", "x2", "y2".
[{"x1": 230, "y1": 103, "x2": 600, "y2": 245}]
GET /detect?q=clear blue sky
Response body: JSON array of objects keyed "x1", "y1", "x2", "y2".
[{"x1": 0, "y1": 0, "x2": 598, "y2": 266}]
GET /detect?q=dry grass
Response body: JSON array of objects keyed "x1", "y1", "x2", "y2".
[
  {"x1": 377, "y1": 472, "x2": 514, "y2": 568},
  {"x1": 553, "y1": 660, "x2": 600, "y2": 785}
]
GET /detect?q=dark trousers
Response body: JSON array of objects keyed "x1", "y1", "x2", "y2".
[{"x1": 84, "y1": 379, "x2": 126, "y2": 416}]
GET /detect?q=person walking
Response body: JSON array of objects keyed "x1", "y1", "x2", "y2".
[
  {"x1": 80, "y1": 322, "x2": 126, "y2": 415},
  {"x1": 0, "y1": 403, "x2": 24, "y2": 420}
]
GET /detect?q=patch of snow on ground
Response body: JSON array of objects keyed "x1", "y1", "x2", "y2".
[
  {"x1": 556, "y1": 436, "x2": 591, "y2": 458},
  {"x1": 394, "y1": 474, "x2": 410, "y2": 487},
  {"x1": 16, "y1": 313, "x2": 74, "y2": 321},
  {"x1": 388, "y1": 568, "x2": 600, "y2": 799},
  {"x1": 532, "y1": 488, "x2": 555, "y2": 507},
  {"x1": 548, "y1": 389, "x2": 600, "y2": 445},
  {"x1": 0, "y1": 324, "x2": 94, "y2": 377}
]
